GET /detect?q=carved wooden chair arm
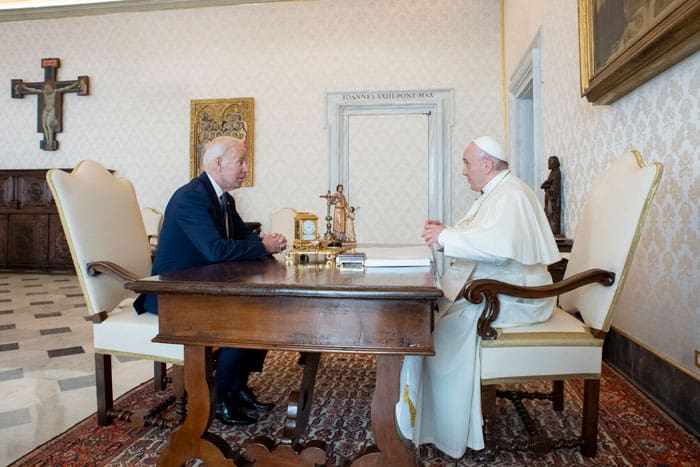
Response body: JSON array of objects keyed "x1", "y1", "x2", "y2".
[
  {"x1": 82, "y1": 261, "x2": 143, "y2": 323},
  {"x1": 86, "y1": 260, "x2": 142, "y2": 282},
  {"x1": 463, "y1": 268, "x2": 615, "y2": 340}
]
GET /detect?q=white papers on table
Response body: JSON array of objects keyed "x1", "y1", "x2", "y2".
[
  {"x1": 362, "y1": 245, "x2": 433, "y2": 267},
  {"x1": 362, "y1": 266, "x2": 431, "y2": 275}
]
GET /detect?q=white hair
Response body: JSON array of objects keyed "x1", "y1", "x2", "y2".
[
  {"x1": 202, "y1": 136, "x2": 245, "y2": 167},
  {"x1": 473, "y1": 144, "x2": 509, "y2": 170}
]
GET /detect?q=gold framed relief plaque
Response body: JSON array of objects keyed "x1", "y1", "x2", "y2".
[{"x1": 189, "y1": 98, "x2": 255, "y2": 184}]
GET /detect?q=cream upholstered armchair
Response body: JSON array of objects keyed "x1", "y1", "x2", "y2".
[
  {"x1": 269, "y1": 207, "x2": 297, "y2": 245},
  {"x1": 463, "y1": 151, "x2": 662, "y2": 458},
  {"x1": 140, "y1": 206, "x2": 163, "y2": 257},
  {"x1": 47, "y1": 161, "x2": 184, "y2": 427}
]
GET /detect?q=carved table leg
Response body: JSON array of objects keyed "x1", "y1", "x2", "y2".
[
  {"x1": 277, "y1": 352, "x2": 323, "y2": 442},
  {"x1": 246, "y1": 352, "x2": 326, "y2": 466},
  {"x1": 293, "y1": 352, "x2": 321, "y2": 441},
  {"x1": 352, "y1": 355, "x2": 417, "y2": 467},
  {"x1": 158, "y1": 345, "x2": 237, "y2": 467}
]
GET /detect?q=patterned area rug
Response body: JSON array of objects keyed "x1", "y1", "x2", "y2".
[{"x1": 11, "y1": 351, "x2": 699, "y2": 466}]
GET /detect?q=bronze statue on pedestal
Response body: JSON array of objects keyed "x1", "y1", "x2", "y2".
[{"x1": 541, "y1": 155, "x2": 562, "y2": 237}]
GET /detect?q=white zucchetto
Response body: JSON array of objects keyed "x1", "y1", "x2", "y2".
[{"x1": 473, "y1": 136, "x2": 507, "y2": 162}]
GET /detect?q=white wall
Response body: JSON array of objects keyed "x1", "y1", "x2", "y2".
[
  {"x1": 504, "y1": 0, "x2": 699, "y2": 376},
  {"x1": 0, "y1": 0, "x2": 503, "y2": 235}
]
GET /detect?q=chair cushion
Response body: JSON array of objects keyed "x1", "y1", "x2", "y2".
[
  {"x1": 93, "y1": 304, "x2": 183, "y2": 364},
  {"x1": 480, "y1": 308, "x2": 603, "y2": 383}
]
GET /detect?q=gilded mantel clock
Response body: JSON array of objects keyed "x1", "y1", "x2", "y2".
[{"x1": 294, "y1": 212, "x2": 319, "y2": 247}]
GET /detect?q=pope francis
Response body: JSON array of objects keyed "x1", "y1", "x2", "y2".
[{"x1": 396, "y1": 136, "x2": 560, "y2": 458}]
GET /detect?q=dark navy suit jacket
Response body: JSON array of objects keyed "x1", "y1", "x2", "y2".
[{"x1": 135, "y1": 172, "x2": 266, "y2": 314}]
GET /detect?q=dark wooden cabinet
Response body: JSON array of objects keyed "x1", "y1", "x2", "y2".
[{"x1": 0, "y1": 169, "x2": 73, "y2": 270}]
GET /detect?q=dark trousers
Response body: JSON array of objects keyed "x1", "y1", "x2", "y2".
[
  {"x1": 137, "y1": 296, "x2": 268, "y2": 401},
  {"x1": 215, "y1": 348, "x2": 267, "y2": 400}
]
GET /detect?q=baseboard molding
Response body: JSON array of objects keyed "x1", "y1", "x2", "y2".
[{"x1": 603, "y1": 328, "x2": 699, "y2": 437}]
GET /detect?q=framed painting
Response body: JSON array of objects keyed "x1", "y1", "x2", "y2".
[
  {"x1": 189, "y1": 97, "x2": 255, "y2": 185},
  {"x1": 578, "y1": 0, "x2": 700, "y2": 105}
]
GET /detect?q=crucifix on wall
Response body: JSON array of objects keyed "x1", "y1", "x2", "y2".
[{"x1": 11, "y1": 58, "x2": 89, "y2": 151}]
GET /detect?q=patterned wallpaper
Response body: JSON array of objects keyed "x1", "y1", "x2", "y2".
[
  {"x1": 0, "y1": 0, "x2": 501, "y2": 238},
  {"x1": 504, "y1": 0, "x2": 699, "y2": 375},
  {"x1": 348, "y1": 114, "x2": 429, "y2": 244}
]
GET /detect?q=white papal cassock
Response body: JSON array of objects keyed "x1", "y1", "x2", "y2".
[{"x1": 396, "y1": 170, "x2": 560, "y2": 458}]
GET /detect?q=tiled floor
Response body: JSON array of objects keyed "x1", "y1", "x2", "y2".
[{"x1": 0, "y1": 272, "x2": 153, "y2": 465}]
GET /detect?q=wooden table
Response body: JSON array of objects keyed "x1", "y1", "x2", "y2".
[{"x1": 126, "y1": 258, "x2": 441, "y2": 466}]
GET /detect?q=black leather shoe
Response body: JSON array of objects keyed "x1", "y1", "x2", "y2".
[
  {"x1": 231, "y1": 387, "x2": 275, "y2": 411},
  {"x1": 215, "y1": 402, "x2": 257, "y2": 426}
]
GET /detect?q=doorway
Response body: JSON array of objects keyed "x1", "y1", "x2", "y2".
[
  {"x1": 508, "y1": 31, "x2": 543, "y2": 200},
  {"x1": 326, "y1": 89, "x2": 454, "y2": 246}
]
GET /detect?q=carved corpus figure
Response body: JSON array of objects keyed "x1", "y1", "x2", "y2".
[{"x1": 16, "y1": 81, "x2": 80, "y2": 150}]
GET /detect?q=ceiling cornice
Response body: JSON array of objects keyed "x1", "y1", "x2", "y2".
[{"x1": 0, "y1": 0, "x2": 304, "y2": 22}]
